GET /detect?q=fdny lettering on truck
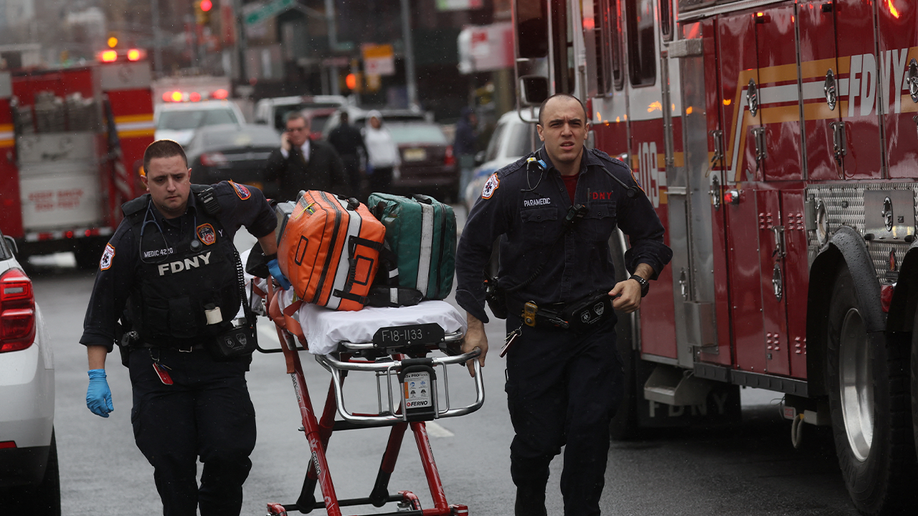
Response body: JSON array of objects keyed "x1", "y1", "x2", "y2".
[
  {"x1": 724, "y1": 46, "x2": 918, "y2": 183},
  {"x1": 156, "y1": 251, "x2": 212, "y2": 276}
]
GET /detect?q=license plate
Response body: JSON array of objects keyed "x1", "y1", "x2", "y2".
[
  {"x1": 403, "y1": 148, "x2": 427, "y2": 162},
  {"x1": 373, "y1": 323, "x2": 445, "y2": 348}
]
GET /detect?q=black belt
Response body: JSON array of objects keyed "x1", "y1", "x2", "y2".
[
  {"x1": 506, "y1": 299, "x2": 569, "y2": 330},
  {"x1": 507, "y1": 292, "x2": 615, "y2": 333}
]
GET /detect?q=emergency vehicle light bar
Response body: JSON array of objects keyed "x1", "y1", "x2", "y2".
[
  {"x1": 97, "y1": 48, "x2": 147, "y2": 63},
  {"x1": 161, "y1": 88, "x2": 230, "y2": 103}
]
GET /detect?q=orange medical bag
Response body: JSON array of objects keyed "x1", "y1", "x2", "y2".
[{"x1": 277, "y1": 191, "x2": 386, "y2": 311}]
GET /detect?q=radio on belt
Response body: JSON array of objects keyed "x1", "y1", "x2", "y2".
[{"x1": 397, "y1": 358, "x2": 438, "y2": 422}]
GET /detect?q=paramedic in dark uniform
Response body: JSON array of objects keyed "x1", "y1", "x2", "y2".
[
  {"x1": 80, "y1": 140, "x2": 289, "y2": 516},
  {"x1": 456, "y1": 94, "x2": 672, "y2": 515}
]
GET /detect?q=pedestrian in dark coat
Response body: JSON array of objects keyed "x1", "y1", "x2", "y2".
[
  {"x1": 328, "y1": 111, "x2": 368, "y2": 198},
  {"x1": 263, "y1": 111, "x2": 349, "y2": 201}
]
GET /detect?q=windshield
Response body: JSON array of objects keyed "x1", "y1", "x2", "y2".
[
  {"x1": 387, "y1": 123, "x2": 447, "y2": 145},
  {"x1": 505, "y1": 122, "x2": 537, "y2": 158},
  {"x1": 158, "y1": 109, "x2": 239, "y2": 130},
  {"x1": 201, "y1": 128, "x2": 278, "y2": 148}
]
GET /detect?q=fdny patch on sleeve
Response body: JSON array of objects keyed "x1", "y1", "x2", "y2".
[
  {"x1": 196, "y1": 223, "x2": 217, "y2": 245},
  {"x1": 482, "y1": 173, "x2": 500, "y2": 199},
  {"x1": 630, "y1": 170, "x2": 647, "y2": 194},
  {"x1": 100, "y1": 243, "x2": 115, "y2": 271},
  {"x1": 230, "y1": 181, "x2": 251, "y2": 200}
]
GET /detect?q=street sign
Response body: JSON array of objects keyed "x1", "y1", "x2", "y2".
[
  {"x1": 362, "y1": 43, "x2": 395, "y2": 76},
  {"x1": 244, "y1": 0, "x2": 295, "y2": 26}
]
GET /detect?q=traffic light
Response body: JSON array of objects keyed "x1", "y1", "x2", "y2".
[{"x1": 195, "y1": 0, "x2": 213, "y2": 25}]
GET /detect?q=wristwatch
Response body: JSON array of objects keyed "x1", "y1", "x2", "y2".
[{"x1": 630, "y1": 275, "x2": 649, "y2": 297}]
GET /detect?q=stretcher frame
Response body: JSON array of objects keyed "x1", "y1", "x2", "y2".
[{"x1": 258, "y1": 284, "x2": 484, "y2": 516}]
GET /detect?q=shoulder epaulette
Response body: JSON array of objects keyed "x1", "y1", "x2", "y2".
[
  {"x1": 122, "y1": 194, "x2": 150, "y2": 218},
  {"x1": 191, "y1": 184, "x2": 222, "y2": 216}
]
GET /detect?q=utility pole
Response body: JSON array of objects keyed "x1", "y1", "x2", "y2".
[
  {"x1": 152, "y1": 0, "x2": 163, "y2": 76},
  {"x1": 234, "y1": 0, "x2": 247, "y2": 82},
  {"x1": 325, "y1": 0, "x2": 340, "y2": 95},
  {"x1": 399, "y1": 0, "x2": 418, "y2": 109}
]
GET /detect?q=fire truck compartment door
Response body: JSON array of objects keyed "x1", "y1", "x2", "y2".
[
  {"x1": 16, "y1": 132, "x2": 97, "y2": 165},
  {"x1": 19, "y1": 160, "x2": 103, "y2": 231}
]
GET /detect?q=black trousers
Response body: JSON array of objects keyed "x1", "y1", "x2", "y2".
[
  {"x1": 368, "y1": 165, "x2": 394, "y2": 194},
  {"x1": 340, "y1": 154, "x2": 361, "y2": 198},
  {"x1": 129, "y1": 348, "x2": 256, "y2": 516},
  {"x1": 504, "y1": 314, "x2": 623, "y2": 516}
]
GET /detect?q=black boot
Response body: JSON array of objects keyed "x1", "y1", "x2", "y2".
[{"x1": 515, "y1": 484, "x2": 548, "y2": 516}]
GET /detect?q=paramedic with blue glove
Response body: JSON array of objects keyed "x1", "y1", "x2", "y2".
[
  {"x1": 81, "y1": 139, "x2": 286, "y2": 516},
  {"x1": 455, "y1": 94, "x2": 672, "y2": 515}
]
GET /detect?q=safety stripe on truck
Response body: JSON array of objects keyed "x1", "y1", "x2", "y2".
[
  {"x1": 25, "y1": 227, "x2": 114, "y2": 242},
  {"x1": 0, "y1": 124, "x2": 13, "y2": 148},
  {"x1": 114, "y1": 115, "x2": 155, "y2": 139}
]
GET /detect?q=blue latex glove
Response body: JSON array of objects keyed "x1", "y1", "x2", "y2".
[
  {"x1": 267, "y1": 258, "x2": 292, "y2": 290},
  {"x1": 86, "y1": 369, "x2": 113, "y2": 418}
]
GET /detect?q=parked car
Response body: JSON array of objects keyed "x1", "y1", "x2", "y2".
[
  {"x1": 0, "y1": 231, "x2": 57, "y2": 515},
  {"x1": 464, "y1": 110, "x2": 539, "y2": 210},
  {"x1": 253, "y1": 94, "x2": 349, "y2": 134},
  {"x1": 185, "y1": 124, "x2": 280, "y2": 198},
  {"x1": 324, "y1": 108, "x2": 457, "y2": 200},
  {"x1": 303, "y1": 107, "x2": 338, "y2": 140},
  {"x1": 154, "y1": 100, "x2": 246, "y2": 146}
]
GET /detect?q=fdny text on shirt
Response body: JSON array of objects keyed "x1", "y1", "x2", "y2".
[{"x1": 157, "y1": 252, "x2": 212, "y2": 276}]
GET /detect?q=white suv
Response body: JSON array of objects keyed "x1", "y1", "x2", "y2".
[
  {"x1": 0, "y1": 231, "x2": 57, "y2": 515},
  {"x1": 154, "y1": 100, "x2": 247, "y2": 146}
]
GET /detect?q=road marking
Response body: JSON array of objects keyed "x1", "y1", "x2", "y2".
[{"x1": 426, "y1": 422, "x2": 454, "y2": 438}]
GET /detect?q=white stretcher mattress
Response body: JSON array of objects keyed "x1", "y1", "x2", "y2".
[
  {"x1": 294, "y1": 300, "x2": 467, "y2": 355},
  {"x1": 244, "y1": 249, "x2": 466, "y2": 355}
]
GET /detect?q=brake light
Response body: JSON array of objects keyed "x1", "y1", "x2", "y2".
[
  {"x1": 444, "y1": 145, "x2": 456, "y2": 166},
  {"x1": 0, "y1": 268, "x2": 37, "y2": 353},
  {"x1": 201, "y1": 152, "x2": 229, "y2": 167}
]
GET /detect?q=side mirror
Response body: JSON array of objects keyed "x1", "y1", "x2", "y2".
[
  {"x1": 474, "y1": 150, "x2": 486, "y2": 166},
  {"x1": 520, "y1": 76, "x2": 549, "y2": 106},
  {"x1": 3, "y1": 235, "x2": 19, "y2": 256}
]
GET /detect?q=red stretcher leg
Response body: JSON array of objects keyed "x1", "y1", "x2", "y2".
[
  {"x1": 280, "y1": 330, "x2": 344, "y2": 516},
  {"x1": 295, "y1": 377, "x2": 340, "y2": 509},
  {"x1": 369, "y1": 421, "x2": 409, "y2": 505},
  {"x1": 411, "y1": 421, "x2": 450, "y2": 513}
]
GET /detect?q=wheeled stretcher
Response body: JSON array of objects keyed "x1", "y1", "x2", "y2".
[{"x1": 253, "y1": 280, "x2": 485, "y2": 515}]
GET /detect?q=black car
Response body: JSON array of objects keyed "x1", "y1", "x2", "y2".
[
  {"x1": 185, "y1": 124, "x2": 280, "y2": 197},
  {"x1": 324, "y1": 108, "x2": 458, "y2": 201}
]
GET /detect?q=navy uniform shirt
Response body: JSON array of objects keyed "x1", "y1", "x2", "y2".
[
  {"x1": 455, "y1": 146, "x2": 672, "y2": 323},
  {"x1": 80, "y1": 181, "x2": 277, "y2": 351}
]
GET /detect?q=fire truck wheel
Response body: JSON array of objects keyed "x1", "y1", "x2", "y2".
[
  {"x1": 913, "y1": 324, "x2": 918, "y2": 475},
  {"x1": 608, "y1": 313, "x2": 637, "y2": 441},
  {"x1": 608, "y1": 228, "x2": 636, "y2": 441},
  {"x1": 826, "y1": 264, "x2": 915, "y2": 515}
]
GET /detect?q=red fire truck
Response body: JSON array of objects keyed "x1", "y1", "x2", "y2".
[
  {"x1": 0, "y1": 51, "x2": 154, "y2": 268},
  {"x1": 509, "y1": 0, "x2": 918, "y2": 514}
]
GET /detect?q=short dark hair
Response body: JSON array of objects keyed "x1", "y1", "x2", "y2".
[
  {"x1": 537, "y1": 93, "x2": 587, "y2": 126},
  {"x1": 143, "y1": 139, "x2": 187, "y2": 175},
  {"x1": 286, "y1": 111, "x2": 308, "y2": 125}
]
